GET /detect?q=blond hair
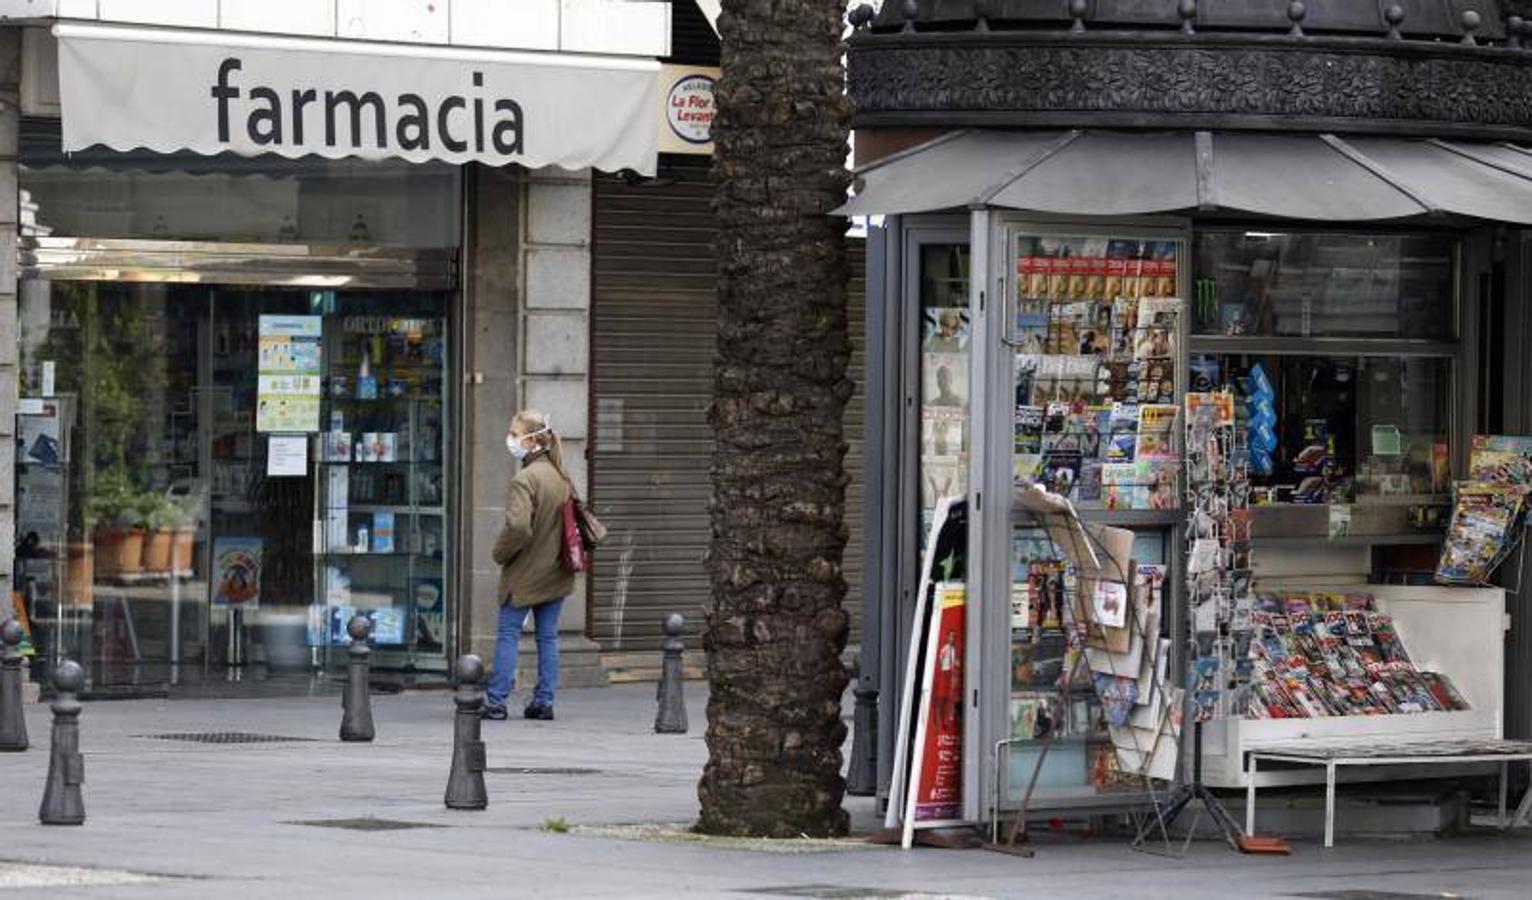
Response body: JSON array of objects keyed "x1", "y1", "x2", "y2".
[{"x1": 511, "y1": 408, "x2": 572, "y2": 486}]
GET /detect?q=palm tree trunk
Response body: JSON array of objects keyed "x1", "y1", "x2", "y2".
[{"x1": 697, "y1": 0, "x2": 854, "y2": 838}]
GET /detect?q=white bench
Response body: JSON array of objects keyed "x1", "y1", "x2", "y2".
[{"x1": 1245, "y1": 738, "x2": 1532, "y2": 848}]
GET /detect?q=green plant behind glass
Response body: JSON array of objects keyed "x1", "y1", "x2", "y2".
[{"x1": 35, "y1": 283, "x2": 169, "y2": 536}]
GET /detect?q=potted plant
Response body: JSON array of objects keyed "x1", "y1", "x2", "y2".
[
  {"x1": 87, "y1": 472, "x2": 138, "y2": 578},
  {"x1": 141, "y1": 493, "x2": 181, "y2": 576},
  {"x1": 169, "y1": 493, "x2": 199, "y2": 577}
]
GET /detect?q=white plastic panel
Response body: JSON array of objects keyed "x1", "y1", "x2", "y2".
[
  {"x1": 97, "y1": 0, "x2": 215, "y2": 28},
  {"x1": 0, "y1": 1, "x2": 60, "y2": 20},
  {"x1": 336, "y1": 0, "x2": 448, "y2": 44},
  {"x1": 220, "y1": 0, "x2": 334, "y2": 37},
  {"x1": 560, "y1": 0, "x2": 669, "y2": 57},
  {"x1": 451, "y1": 0, "x2": 558, "y2": 51},
  {"x1": 13, "y1": 0, "x2": 669, "y2": 57}
]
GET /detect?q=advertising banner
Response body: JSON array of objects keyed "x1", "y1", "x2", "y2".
[
  {"x1": 911, "y1": 583, "x2": 966, "y2": 824},
  {"x1": 885, "y1": 496, "x2": 970, "y2": 848}
]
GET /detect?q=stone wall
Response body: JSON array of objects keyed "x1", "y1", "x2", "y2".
[{"x1": 461, "y1": 163, "x2": 605, "y2": 687}]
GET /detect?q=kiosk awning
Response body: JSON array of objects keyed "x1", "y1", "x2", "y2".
[
  {"x1": 54, "y1": 22, "x2": 661, "y2": 174},
  {"x1": 839, "y1": 130, "x2": 1532, "y2": 224}
]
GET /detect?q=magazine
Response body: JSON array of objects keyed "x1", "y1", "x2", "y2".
[
  {"x1": 1469, "y1": 434, "x2": 1532, "y2": 485},
  {"x1": 923, "y1": 353, "x2": 968, "y2": 408},
  {"x1": 1040, "y1": 449, "x2": 1084, "y2": 496},
  {"x1": 1133, "y1": 297, "x2": 1179, "y2": 361},
  {"x1": 1436, "y1": 481, "x2": 1526, "y2": 584},
  {"x1": 923, "y1": 406, "x2": 968, "y2": 459},
  {"x1": 1015, "y1": 298, "x2": 1049, "y2": 354},
  {"x1": 1135, "y1": 404, "x2": 1178, "y2": 459},
  {"x1": 1011, "y1": 694, "x2": 1063, "y2": 741},
  {"x1": 1077, "y1": 460, "x2": 1104, "y2": 502},
  {"x1": 922, "y1": 307, "x2": 971, "y2": 353},
  {"x1": 921, "y1": 461, "x2": 967, "y2": 509},
  {"x1": 1013, "y1": 405, "x2": 1044, "y2": 455}
]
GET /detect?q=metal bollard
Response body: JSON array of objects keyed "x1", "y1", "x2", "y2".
[
  {"x1": 654, "y1": 613, "x2": 688, "y2": 734},
  {"x1": 39, "y1": 659, "x2": 85, "y2": 826},
  {"x1": 445, "y1": 654, "x2": 488, "y2": 810},
  {"x1": 339, "y1": 615, "x2": 376, "y2": 743},
  {"x1": 846, "y1": 655, "x2": 879, "y2": 796},
  {"x1": 0, "y1": 620, "x2": 28, "y2": 752}
]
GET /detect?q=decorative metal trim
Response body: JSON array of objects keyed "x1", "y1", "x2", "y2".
[{"x1": 848, "y1": 32, "x2": 1532, "y2": 139}]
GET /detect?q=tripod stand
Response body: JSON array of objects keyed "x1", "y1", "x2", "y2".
[{"x1": 1132, "y1": 720, "x2": 1244, "y2": 855}]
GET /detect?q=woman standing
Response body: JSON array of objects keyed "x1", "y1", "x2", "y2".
[{"x1": 483, "y1": 409, "x2": 573, "y2": 721}]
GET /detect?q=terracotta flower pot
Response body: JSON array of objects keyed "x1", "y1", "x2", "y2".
[
  {"x1": 122, "y1": 529, "x2": 146, "y2": 575},
  {"x1": 96, "y1": 528, "x2": 146, "y2": 577},
  {"x1": 65, "y1": 541, "x2": 94, "y2": 608},
  {"x1": 142, "y1": 528, "x2": 174, "y2": 575},
  {"x1": 171, "y1": 527, "x2": 196, "y2": 574},
  {"x1": 93, "y1": 530, "x2": 122, "y2": 578}
]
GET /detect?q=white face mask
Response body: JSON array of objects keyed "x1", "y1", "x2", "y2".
[{"x1": 506, "y1": 427, "x2": 549, "y2": 461}]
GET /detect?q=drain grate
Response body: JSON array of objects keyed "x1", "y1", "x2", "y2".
[
  {"x1": 485, "y1": 766, "x2": 601, "y2": 776},
  {"x1": 138, "y1": 732, "x2": 319, "y2": 744},
  {"x1": 290, "y1": 818, "x2": 446, "y2": 832}
]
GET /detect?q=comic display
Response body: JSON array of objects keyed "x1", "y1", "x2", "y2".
[{"x1": 1244, "y1": 591, "x2": 1469, "y2": 718}]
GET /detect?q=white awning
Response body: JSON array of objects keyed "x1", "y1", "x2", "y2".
[{"x1": 54, "y1": 22, "x2": 661, "y2": 174}]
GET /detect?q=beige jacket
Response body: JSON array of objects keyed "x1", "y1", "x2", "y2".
[{"x1": 492, "y1": 455, "x2": 573, "y2": 607}]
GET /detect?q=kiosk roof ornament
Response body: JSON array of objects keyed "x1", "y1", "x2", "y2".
[
  {"x1": 848, "y1": 0, "x2": 1532, "y2": 140},
  {"x1": 863, "y1": 1, "x2": 1506, "y2": 40}
]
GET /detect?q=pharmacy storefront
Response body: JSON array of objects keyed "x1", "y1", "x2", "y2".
[{"x1": 3, "y1": 14, "x2": 660, "y2": 695}]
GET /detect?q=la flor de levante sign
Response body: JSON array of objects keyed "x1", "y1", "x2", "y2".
[{"x1": 56, "y1": 24, "x2": 660, "y2": 174}]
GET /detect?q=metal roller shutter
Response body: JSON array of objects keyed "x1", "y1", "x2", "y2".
[{"x1": 590, "y1": 158, "x2": 866, "y2": 655}]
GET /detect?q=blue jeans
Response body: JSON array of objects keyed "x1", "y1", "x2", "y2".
[{"x1": 485, "y1": 596, "x2": 564, "y2": 709}]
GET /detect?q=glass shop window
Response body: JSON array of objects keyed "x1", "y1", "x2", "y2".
[
  {"x1": 20, "y1": 150, "x2": 461, "y2": 248},
  {"x1": 1191, "y1": 232, "x2": 1454, "y2": 339},
  {"x1": 1191, "y1": 354, "x2": 1452, "y2": 504}
]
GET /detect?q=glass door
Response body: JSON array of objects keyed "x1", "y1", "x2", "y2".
[
  {"x1": 999, "y1": 224, "x2": 1188, "y2": 808},
  {"x1": 205, "y1": 288, "x2": 317, "y2": 679}
]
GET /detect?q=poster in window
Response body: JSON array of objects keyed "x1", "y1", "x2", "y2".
[
  {"x1": 413, "y1": 578, "x2": 445, "y2": 649},
  {"x1": 256, "y1": 315, "x2": 322, "y2": 433},
  {"x1": 17, "y1": 399, "x2": 65, "y2": 465},
  {"x1": 922, "y1": 353, "x2": 968, "y2": 409},
  {"x1": 211, "y1": 537, "x2": 262, "y2": 608},
  {"x1": 922, "y1": 307, "x2": 971, "y2": 353}
]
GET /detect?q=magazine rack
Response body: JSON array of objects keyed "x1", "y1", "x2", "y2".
[
  {"x1": 1198, "y1": 581, "x2": 1505, "y2": 789},
  {"x1": 989, "y1": 486, "x2": 1180, "y2": 856}
]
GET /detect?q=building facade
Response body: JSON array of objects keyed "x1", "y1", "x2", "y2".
[{"x1": 0, "y1": 0, "x2": 671, "y2": 695}]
